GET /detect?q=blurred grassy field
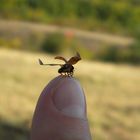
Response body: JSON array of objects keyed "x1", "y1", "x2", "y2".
[{"x1": 0, "y1": 49, "x2": 140, "y2": 140}]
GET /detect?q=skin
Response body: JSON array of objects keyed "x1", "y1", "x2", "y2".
[{"x1": 30, "y1": 75, "x2": 92, "y2": 140}]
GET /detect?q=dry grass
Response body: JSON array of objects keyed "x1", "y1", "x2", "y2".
[{"x1": 0, "y1": 49, "x2": 140, "y2": 140}]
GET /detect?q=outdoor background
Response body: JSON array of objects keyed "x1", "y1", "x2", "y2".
[{"x1": 0, "y1": 0, "x2": 140, "y2": 140}]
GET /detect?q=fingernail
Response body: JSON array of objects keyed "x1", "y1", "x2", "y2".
[{"x1": 52, "y1": 77, "x2": 86, "y2": 119}]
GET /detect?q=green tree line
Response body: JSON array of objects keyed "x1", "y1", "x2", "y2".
[{"x1": 0, "y1": 0, "x2": 139, "y2": 36}]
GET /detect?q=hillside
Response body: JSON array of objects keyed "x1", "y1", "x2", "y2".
[
  {"x1": 0, "y1": 0, "x2": 139, "y2": 36},
  {"x1": 0, "y1": 20, "x2": 133, "y2": 46}
]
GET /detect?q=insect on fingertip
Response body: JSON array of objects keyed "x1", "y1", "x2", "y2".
[{"x1": 39, "y1": 52, "x2": 81, "y2": 77}]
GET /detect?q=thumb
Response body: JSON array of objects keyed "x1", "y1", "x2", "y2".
[{"x1": 30, "y1": 76, "x2": 92, "y2": 140}]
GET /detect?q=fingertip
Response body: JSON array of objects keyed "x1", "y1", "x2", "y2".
[{"x1": 52, "y1": 77, "x2": 86, "y2": 119}]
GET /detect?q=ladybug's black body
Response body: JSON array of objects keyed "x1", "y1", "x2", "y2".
[{"x1": 58, "y1": 64, "x2": 74, "y2": 75}]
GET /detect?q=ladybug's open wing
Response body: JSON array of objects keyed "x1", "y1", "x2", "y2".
[
  {"x1": 39, "y1": 59, "x2": 44, "y2": 65},
  {"x1": 38, "y1": 59, "x2": 62, "y2": 66},
  {"x1": 67, "y1": 52, "x2": 81, "y2": 65}
]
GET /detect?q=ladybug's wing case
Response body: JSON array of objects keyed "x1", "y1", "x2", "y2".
[
  {"x1": 54, "y1": 56, "x2": 68, "y2": 63},
  {"x1": 67, "y1": 52, "x2": 81, "y2": 65}
]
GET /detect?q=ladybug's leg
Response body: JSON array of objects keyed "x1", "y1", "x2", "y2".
[
  {"x1": 63, "y1": 72, "x2": 66, "y2": 76},
  {"x1": 70, "y1": 72, "x2": 73, "y2": 77},
  {"x1": 67, "y1": 72, "x2": 70, "y2": 77}
]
